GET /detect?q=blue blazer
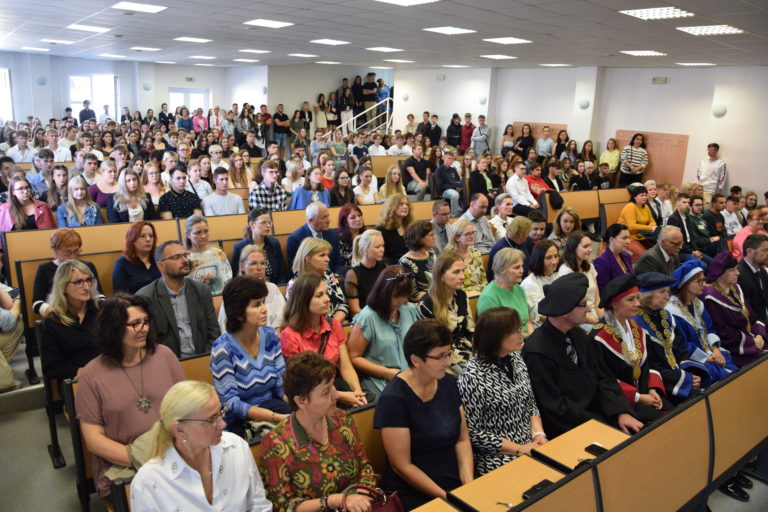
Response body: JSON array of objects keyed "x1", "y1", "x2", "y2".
[
  {"x1": 286, "y1": 225, "x2": 343, "y2": 275},
  {"x1": 230, "y1": 236, "x2": 288, "y2": 284},
  {"x1": 593, "y1": 249, "x2": 634, "y2": 297},
  {"x1": 288, "y1": 188, "x2": 330, "y2": 210}
]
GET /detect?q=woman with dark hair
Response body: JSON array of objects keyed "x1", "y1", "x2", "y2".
[
  {"x1": 344, "y1": 229, "x2": 386, "y2": 316},
  {"x1": 459, "y1": 308, "x2": 545, "y2": 476},
  {"x1": 75, "y1": 293, "x2": 185, "y2": 497},
  {"x1": 0, "y1": 176, "x2": 55, "y2": 238},
  {"x1": 557, "y1": 231, "x2": 602, "y2": 324},
  {"x1": 580, "y1": 140, "x2": 598, "y2": 167},
  {"x1": 330, "y1": 168, "x2": 355, "y2": 207},
  {"x1": 521, "y1": 239, "x2": 559, "y2": 329},
  {"x1": 618, "y1": 185, "x2": 656, "y2": 258},
  {"x1": 288, "y1": 166, "x2": 330, "y2": 209},
  {"x1": 112, "y1": 221, "x2": 161, "y2": 294},
  {"x1": 400, "y1": 220, "x2": 436, "y2": 301},
  {"x1": 619, "y1": 133, "x2": 648, "y2": 187},
  {"x1": 259, "y1": 351, "x2": 377, "y2": 512},
  {"x1": 512, "y1": 123, "x2": 534, "y2": 159},
  {"x1": 337, "y1": 202, "x2": 365, "y2": 269},
  {"x1": 559, "y1": 140, "x2": 579, "y2": 168},
  {"x1": 348, "y1": 266, "x2": 421, "y2": 397},
  {"x1": 593, "y1": 223, "x2": 634, "y2": 297},
  {"x1": 351, "y1": 75, "x2": 364, "y2": 118},
  {"x1": 589, "y1": 275, "x2": 671, "y2": 422},
  {"x1": 554, "y1": 129, "x2": 569, "y2": 160},
  {"x1": 499, "y1": 124, "x2": 515, "y2": 157},
  {"x1": 211, "y1": 276, "x2": 291, "y2": 437},
  {"x1": 377, "y1": 193, "x2": 413, "y2": 264},
  {"x1": 229, "y1": 208, "x2": 287, "y2": 284},
  {"x1": 547, "y1": 206, "x2": 581, "y2": 256},
  {"x1": 280, "y1": 273, "x2": 366, "y2": 408},
  {"x1": 314, "y1": 93, "x2": 328, "y2": 136},
  {"x1": 41, "y1": 260, "x2": 101, "y2": 382},
  {"x1": 39, "y1": 164, "x2": 68, "y2": 212},
  {"x1": 375, "y1": 319, "x2": 474, "y2": 509}
]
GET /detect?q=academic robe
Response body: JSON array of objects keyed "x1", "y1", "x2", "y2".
[
  {"x1": 522, "y1": 320, "x2": 634, "y2": 439},
  {"x1": 590, "y1": 319, "x2": 671, "y2": 422},
  {"x1": 664, "y1": 296, "x2": 737, "y2": 385},
  {"x1": 702, "y1": 284, "x2": 767, "y2": 367}
]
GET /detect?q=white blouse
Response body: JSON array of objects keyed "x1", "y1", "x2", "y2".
[
  {"x1": 131, "y1": 432, "x2": 272, "y2": 512},
  {"x1": 521, "y1": 273, "x2": 557, "y2": 328},
  {"x1": 556, "y1": 263, "x2": 599, "y2": 313}
]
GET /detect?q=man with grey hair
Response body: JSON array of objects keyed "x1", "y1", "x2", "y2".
[
  {"x1": 460, "y1": 193, "x2": 494, "y2": 254},
  {"x1": 634, "y1": 225, "x2": 683, "y2": 276},
  {"x1": 137, "y1": 240, "x2": 219, "y2": 358},
  {"x1": 286, "y1": 201, "x2": 342, "y2": 272}
]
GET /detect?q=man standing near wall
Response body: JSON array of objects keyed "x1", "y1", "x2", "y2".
[
  {"x1": 459, "y1": 113, "x2": 475, "y2": 155},
  {"x1": 697, "y1": 143, "x2": 727, "y2": 205},
  {"x1": 362, "y1": 73, "x2": 378, "y2": 124},
  {"x1": 78, "y1": 100, "x2": 96, "y2": 124},
  {"x1": 272, "y1": 104, "x2": 290, "y2": 160},
  {"x1": 471, "y1": 115, "x2": 491, "y2": 155}
]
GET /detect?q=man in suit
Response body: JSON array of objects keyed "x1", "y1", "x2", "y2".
[
  {"x1": 286, "y1": 201, "x2": 342, "y2": 273},
  {"x1": 635, "y1": 225, "x2": 683, "y2": 276},
  {"x1": 738, "y1": 234, "x2": 768, "y2": 325},
  {"x1": 665, "y1": 193, "x2": 712, "y2": 265},
  {"x1": 137, "y1": 241, "x2": 220, "y2": 359}
]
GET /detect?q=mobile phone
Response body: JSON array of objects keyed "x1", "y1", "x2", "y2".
[
  {"x1": 585, "y1": 443, "x2": 608, "y2": 456},
  {"x1": 9, "y1": 288, "x2": 20, "y2": 300},
  {"x1": 522, "y1": 479, "x2": 554, "y2": 500}
]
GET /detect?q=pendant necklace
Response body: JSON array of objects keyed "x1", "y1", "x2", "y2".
[{"x1": 121, "y1": 349, "x2": 152, "y2": 413}]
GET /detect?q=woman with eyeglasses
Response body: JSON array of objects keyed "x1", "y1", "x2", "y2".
[
  {"x1": 76, "y1": 294, "x2": 185, "y2": 498},
  {"x1": 229, "y1": 208, "x2": 286, "y2": 285},
  {"x1": 183, "y1": 215, "x2": 233, "y2": 296},
  {"x1": 375, "y1": 319, "x2": 473, "y2": 510},
  {"x1": 132, "y1": 379, "x2": 273, "y2": 511},
  {"x1": 458, "y1": 308, "x2": 545, "y2": 476},
  {"x1": 211, "y1": 276, "x2": 291, "y2": 439},
  {"x1": 142, "y1": 161, "x2": 167, "y2": 207},
  {"x1": 112, "y1": 221, "x2": 162, "y2": 294},
  {"x1": 348, "y1": 266, "x2": 421, "y2": 398},
  {"x1": 259, "y1": 351, "x2": 377, "y2": 512},
  {"x1": 40, "y1": 260, "x2": 101, "y2": 383},
  {"x1": 477, "y1": 248, "x2": 532, "y2": 335},
  {"x1": 445, "y1": 219, "x2": 487, "y2": 293},
  {"x1": 0, "y1": 176, "x2": 55, "y2": 238}
]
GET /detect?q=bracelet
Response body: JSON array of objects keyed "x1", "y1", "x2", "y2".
[
  {"x1": 320, "y1": 495, "x2": 329, "y2": 512},
  {"x1": 531, "y1": 432, "x2": 546, "y2": 439},
  {"x1": 271, "y1": 411, "x2": 276, "y2": 422}
]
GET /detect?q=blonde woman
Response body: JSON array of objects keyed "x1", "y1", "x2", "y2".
[
  {"x1": 142, "y1": 161, "x2": 167, "y2": 207},
  {"x1": 379, "y1": 164, "x2": 406, "y2": 201},
  {"x1": 344, "y1": 229, "x2": 386, "y2": 316},
  {"x1": 281, "y1": 158, "x2": 305, "y2": 198},
  {"x1": 160, "y1": 151, "x2": 179, "y2": 186},
  {"x1": 376, "y1": 193, "x2": 413, "y2": 263},
  {"x1": 183, "y1": 215, "x2": 233, "y2": 296},
  {"x1": 88, "y1": 160, "x2": 118, "y2": 208},
  {"x1": 418, "y1": 250, "x2": 474, "y2": 371},
  {"x1": 446, "y1": 218, "x2": 488, "y2": 293},
  {"x1": 108, "y1": 169, "x2": 156, "y2": 223},
  {"x1": 131, "y1": 380, "x2": 272, "y2": 511},
  {"x1": 287, "y1": 237, "x2": 349, "y2": 323},
  {"x1": 186, "y1": 160, "x2": 213, "y2": 199},
  {"x1": 58, "y1": 175, "x2": 104, "y2": 226}
]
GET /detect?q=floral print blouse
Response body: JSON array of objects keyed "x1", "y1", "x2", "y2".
[
  {"x1": 258, "y1": 408, "x2": 378, "y2": 512},
  {"x1": 462, "y1": 247, "x2": 488, "y2": 293}
]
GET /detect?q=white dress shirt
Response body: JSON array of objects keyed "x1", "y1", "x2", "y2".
[
  {"x1": 46, "y1": 145, "x2": 73, "y2": 162},
  {"x1": 506, "y1": 174, "x2": 537, "y2": 207},
  {"x1": 131, "y1": 432, "x2": 272, "y2": 512}
]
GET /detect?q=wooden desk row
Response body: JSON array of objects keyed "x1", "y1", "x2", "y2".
[{"x1": 414, "y1": 354, "x2": 768, "y2": 512}]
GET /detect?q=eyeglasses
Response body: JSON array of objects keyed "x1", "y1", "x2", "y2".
[
  {"x1": 125, "y1": 319, "x2": 150, "y2": 331},
  {"x1": 386, "y1": 272, "x2": 416, "y2": 282},
  {"x1": 161, "y1": 252, "x2": 190, "y2": 262},
  {"x1": 179, "y1": 404, "x2": 228, "y2": 426},
  {"x1": 59, "y1": 248, "x2": 81, "y2": 257},
  {"x1": 692, "y1": 278, "x2": 706, "y2": 285},
  {"x1": 68, "y1": 277, "x2": 94, "y2": 288},
  {"x1": 423, "y1": 350, "x2": 452, "y2": 361},
  {"x1": 13, "y1": 186, "x2": 31, "y2": 192},
  {"x1": 462, "y1": 231, "x2": 477, "y2": 237}
]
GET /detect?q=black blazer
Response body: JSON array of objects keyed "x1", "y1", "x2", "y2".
[
  {"x1": 666, "y1": 210, "x2": 697, "y2": 253},
  {"x1": 634, "y1": 244, "x2": 680, "y2": 276},
  {"x1": 136, "y1": 278, "x2": 220, "y2": 357},
  {"x1": 737, "y1": 260, "x2": 768, "y2": 324},
  {"x1": 647, "y1": 198, "x2": 663, "y2": 226},
  {"x1": 468, "y1": 170, "x2": 500, "y2": 203},
  {"x1": 106, "y1": 193, "x2": 157, "y2": 223}
]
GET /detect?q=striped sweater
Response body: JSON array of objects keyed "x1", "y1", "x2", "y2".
[{"x1": 211, "y1": 329, "x2": 286, "y2": 427}]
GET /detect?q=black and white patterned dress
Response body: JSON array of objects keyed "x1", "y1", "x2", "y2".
[{"x1": 457, "y1": 352, "x2": 540, "y2": 476}]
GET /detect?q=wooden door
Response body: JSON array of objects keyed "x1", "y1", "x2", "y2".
[{"x1": 615, "y1": 130, "x2": 688, "y2": 186}]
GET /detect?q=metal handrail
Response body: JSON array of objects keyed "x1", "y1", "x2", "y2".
[{"x1": 322, "y1": 98, "x2": 392, "y2": 139}]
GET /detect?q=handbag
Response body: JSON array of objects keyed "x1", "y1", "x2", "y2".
[{"x1": 341, "y1": 485, "x2": 404, "y2": 512}]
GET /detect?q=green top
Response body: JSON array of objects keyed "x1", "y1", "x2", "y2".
[{"x1": 476, "y1": 281, "x2": 529, "y2": 327}]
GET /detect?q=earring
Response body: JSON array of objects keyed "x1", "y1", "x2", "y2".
[{"x1": 182, "y1": 438, "x2": 188, "y2": 444}]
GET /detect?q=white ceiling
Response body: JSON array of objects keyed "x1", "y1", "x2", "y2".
[{"x1": 1, "y1": 0, "x2": 767, "y2": 68}]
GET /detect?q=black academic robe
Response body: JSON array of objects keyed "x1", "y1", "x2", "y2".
[
  {"x1": 590, "y1": 320, "x2": 672, "y2": 422},
  {"x1": 522, "y1": 320, "x2": 634, "y2": 439}
]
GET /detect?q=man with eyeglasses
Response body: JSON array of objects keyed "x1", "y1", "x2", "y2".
[
  {"x1": 523, "y1": 272, "x2": 643, "y2": 438},
  {"x1": 430, "y1": 200, "x2": 451, "y2": 256},
  {"x1": 287, "y1": 202, "x2": 343, "y2": 274},
  {"x1": 209, "y1": 144, "x2": 229, "y2": 171},
  {"x1": 460, "y1": 193, "x2": 494, "y2": 255},
  {"x1": 202, "y1": 168, "x2": 245, "y2": 217},
  {"x1": 634, "y1": 225, "x2": 683, "y2": 276},
  {"x1": 249, "y1": 160, "x2": 287, "y2": 212},
  {"x1": 175, "y1": 143, "x2": 190, "y2": 171},
  {"x1": 137, "y1": 240, "x2": 220, "y2": 359},
  {"x1": 158, "y1": 167, "x2": 202, "y2": 219}
]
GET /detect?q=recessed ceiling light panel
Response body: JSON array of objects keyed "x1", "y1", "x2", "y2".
[
  {"x1": 620, "y1": 7, "x2": 694, "y2": 20},
  {"x1": 111, "y1": 2, "x2": 167, "y2": 13},
  {"x1": 233, "y1": 58, "x2": 259, "y2": 63},
  {"x1": 99, "y1": 53, "x2": 126, "y2": 58},
  {"x1": 483, "y1": 37, "x2": 531, "y2": 45},
  {"x1": 375, "y1": 0, "x2": 439, "y2": 6},
  {"x1": 131, "y1": 46, "x2": 160, "y2": 51},
  {"x1": 370, "y1": 66, "x2": 394, "y2": 69},
  {"x1": 676, "y1": 62, "x2": 716, "y2": 66},
  {"x1": 480, "y1": 54, "x2": 517, "y2": 60},
  {"x1": 316, "y1": 61, "x2": 341, "y2": 64},
  {"x1": 366, "y1": 47, "x2": 403, "y2": 52},
  {"x1": 620, "y1": 50, "x2": 667, "y2": 56},
  {"x1": 190, "y1": 55, "x2": 215, "y2": 60},
  {"x1": 384, "y1": 59, "x2": 414, "y2": 63},
  {"x1": 676, "y1": 25, "x2": 744, "y2": 36},
  {"x1": 239, "y1": 49, "x2": 270, "y2": 54},
  {"x1": 174, "y1": 36, "x2": 211, "y2": 43},
  {"x1": 423, "y1": 26, "x2": 476, "y2": 35},
  {"x1": 155, "y1": 60, "x2": 175, "y2": 64},
  {"x1": 442, "y1": 64, "x2": 469, "y2": 68},
  {"x1": 67, "y1": 24, "x2": 111, "y2": 33},
  {"x1": 42, "y1": 39, "x2": 74, "y2": 45},
  {"x1": 311, "y1": 39, "x2": 350, "y2": 45},
  {"x1": 194, "y1": 63, "x2": 214, "y2": 67},
  {"x1": 288, "y1": 53, "x2": 318, "y2": 58},
  {"x1": 244, "y1": 19, "x2": 294, "y2": 28},
  {"x1": 22, "y1": 46, "x2": 50, "y2": 52},
  {"x1": 540, "y1": 63, "x2": 571, "y2": 67}
]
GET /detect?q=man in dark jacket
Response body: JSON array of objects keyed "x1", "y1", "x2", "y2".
[{"x1": 738, "y1": 234, "x2": 768, "y2": 325}]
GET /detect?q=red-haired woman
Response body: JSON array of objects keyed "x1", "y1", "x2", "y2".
[
  {"x1": 337, "y1": 203, "x2": 365, "y2": 269},
  {"x1": 112, "y1": 221, "x2": 161, "y2": 294}
]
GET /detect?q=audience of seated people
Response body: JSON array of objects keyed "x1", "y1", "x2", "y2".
[{"x1": 6, "y1": 100, "x2": 768, "y2": 507}]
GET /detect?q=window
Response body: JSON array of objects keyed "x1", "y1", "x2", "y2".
[
  {"x1": 0, "y1": 68, "x2": 13, "y2": 123},
  {"x1": 168, "y1": 87, "x2": 211, "y2": 116},
  {"x1": 69, "y1": 74, "x2": 118, "y2": 121}
]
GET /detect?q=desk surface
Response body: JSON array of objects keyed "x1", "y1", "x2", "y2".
[
  {"x1": 532, "y1": 419, "x2": 629, "y2": 471},
  {"x1": 450, "y1": 455, "x2": 564, "y2": 510},
  {"x1": 412, "y1": 498, "x2": 458, "y2": 512}
]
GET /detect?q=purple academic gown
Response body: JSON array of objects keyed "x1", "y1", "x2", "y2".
[
  {"x1": 593, "y1": 249, "x2": 634, "y2": 298},
  {"x1": 702, "y1": 284, "x2": 766, "y2": 367}
]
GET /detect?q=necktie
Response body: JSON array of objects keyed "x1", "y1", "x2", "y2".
[
  {"x1": 666, "y1": 258, "x2": 673, "y2": 275},
  {"x1": 564, "y1": 337, "x2": 578, "y2": 365}
]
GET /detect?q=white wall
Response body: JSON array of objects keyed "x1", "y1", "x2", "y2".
[
  {"x1": 392, "y1": 67, "x2": 492, "y2": 135},
  {"x1": 595, "y1": 66, "x2": 768, "y2": 193},
  {"x1": 226, "y1": 66, "x2": 269, "y2": 109},
  {"x1": 267, "y1": 64, "x2": 394, "y2": 114}
]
